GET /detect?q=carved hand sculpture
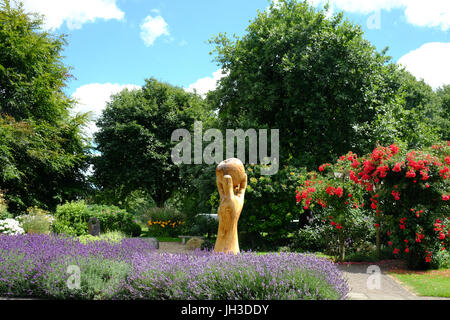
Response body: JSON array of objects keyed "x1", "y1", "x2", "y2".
[{"x1": 214, "y1": 158, "x2": 247, "y2": 254}]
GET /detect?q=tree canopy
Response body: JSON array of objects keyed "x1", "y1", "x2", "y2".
[
  {"x1": 93, "y1": 78, "x2": 214, "y2": 207},
  {"x1": 208, "y1": 0, "x2": 405, "y2": 169}
]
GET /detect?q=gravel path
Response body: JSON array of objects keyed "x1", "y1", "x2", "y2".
[{"x1": 158, "y1": 241, "x2": 190, "y2": 254}]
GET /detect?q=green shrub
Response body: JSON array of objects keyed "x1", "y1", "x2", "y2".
[
  {"x1": 290, "y1": 207, "x2": 376, "y2": 259},
  {"x1": 53, "y1": 201, "x2": 141, "y2": 237},
  {"x1": 234, "y1": 165, "x2": 307, "y2": 250},
  {"x1": 87, "y1": 204, "x2": 141, "y2": 237},
  {"x1": 52, "y1": 201, "x2": 90, "y2": 236},
  {"x1": 291, "y1": 221, "x2": 332, "y2": 253}
]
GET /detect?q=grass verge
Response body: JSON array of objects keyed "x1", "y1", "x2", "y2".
[{"x1": 389, "y1": 269, "x2": 450, "y2": 298}]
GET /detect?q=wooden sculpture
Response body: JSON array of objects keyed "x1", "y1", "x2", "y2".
[{"x1": 214, "y1": 158, "x2": 247, "y2": 254}]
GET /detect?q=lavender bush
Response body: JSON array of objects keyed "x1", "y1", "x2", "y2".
[
  {"x1": 0, "y1": 234, "x2": 155, "y2": 299},
  {"x1": 116, "y1": 251, "x2": 348, "y2": 300},
  {"x1": 0, "y1": 234, "x2": 348, "y2": 300}
]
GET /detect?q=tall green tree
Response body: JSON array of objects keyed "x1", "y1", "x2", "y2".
[
  {"x1": 0, "y1": 0, "x2": 71, "y2": 123},
  {"x1": 0, "y1": 1, "x2": 89, "y2": 213},
  {"x1": 208, "y1": 0, "x2": 403, "y2": 169},
  {"x1": 93, "y1": 78, "x2": 213, "y2": 207}
]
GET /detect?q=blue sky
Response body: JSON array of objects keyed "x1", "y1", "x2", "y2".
[{"x1": 20, "y1": 0, "x2": 450, "y2": 135}]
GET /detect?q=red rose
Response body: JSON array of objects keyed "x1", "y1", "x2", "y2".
[
  {"x1": 390, "y1": 144, "x2": 399, "y2": 154},
  {"x1": 351, "y1": 160, "x2": 360, "y2": 169},
  {"x1": 326, "y1": 186, "x2": 335, "y2": 196},
  {"x1": 391, "y1": 190, "x2": 400, "y2": 201},
  {"x1": 334, "y1": 187, "x2": 343, "y2": 198},
  {"x1": 393, "y1": 163, "x2": 402, "y2": 173},
  {"x1": 406, "y1": 169, "x2": 416, "y2": 178}
]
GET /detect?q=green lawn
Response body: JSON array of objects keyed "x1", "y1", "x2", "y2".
[{"x1": 390, "y1": 269, "x2": 450, "y2": 298}]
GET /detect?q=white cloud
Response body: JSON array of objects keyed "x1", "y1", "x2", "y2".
[
  {"x1": 21, "y1": 0, "x2": 124, "y2": 30},
  {"x1": 185, "y1": 69, "x2": 226, "y2": 97},
  {"x1": 140, "y1": 14, "x2": 170, "y2": 46},
  {"x1": 71, "y1": 83, "x2": 141, "y2": 137},
  {"x1": 179, "y1": 40, "x2": 188, "y2": 47},
  {"x1": 398, "y1": 42, "x2": 450, "y2": 89},
  {"x1": 308, "y1": 0, "x2": 450, "y2": 30}
]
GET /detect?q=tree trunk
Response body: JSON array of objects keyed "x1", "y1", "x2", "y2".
[
  {"x1": 338, "y1": 231, "x2": 346, "y2": 262},
  {"x1": 376, "y1": 227, "x2": 381, "y2": 260}
]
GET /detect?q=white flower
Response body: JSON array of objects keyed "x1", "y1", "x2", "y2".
[{"x1": 0, "y1": 218, "x2": 25, "y2": 235}]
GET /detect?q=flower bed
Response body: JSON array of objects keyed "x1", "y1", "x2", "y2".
[{"x1": 0, "y1": 234, "x2": 348, "y2": 300}]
